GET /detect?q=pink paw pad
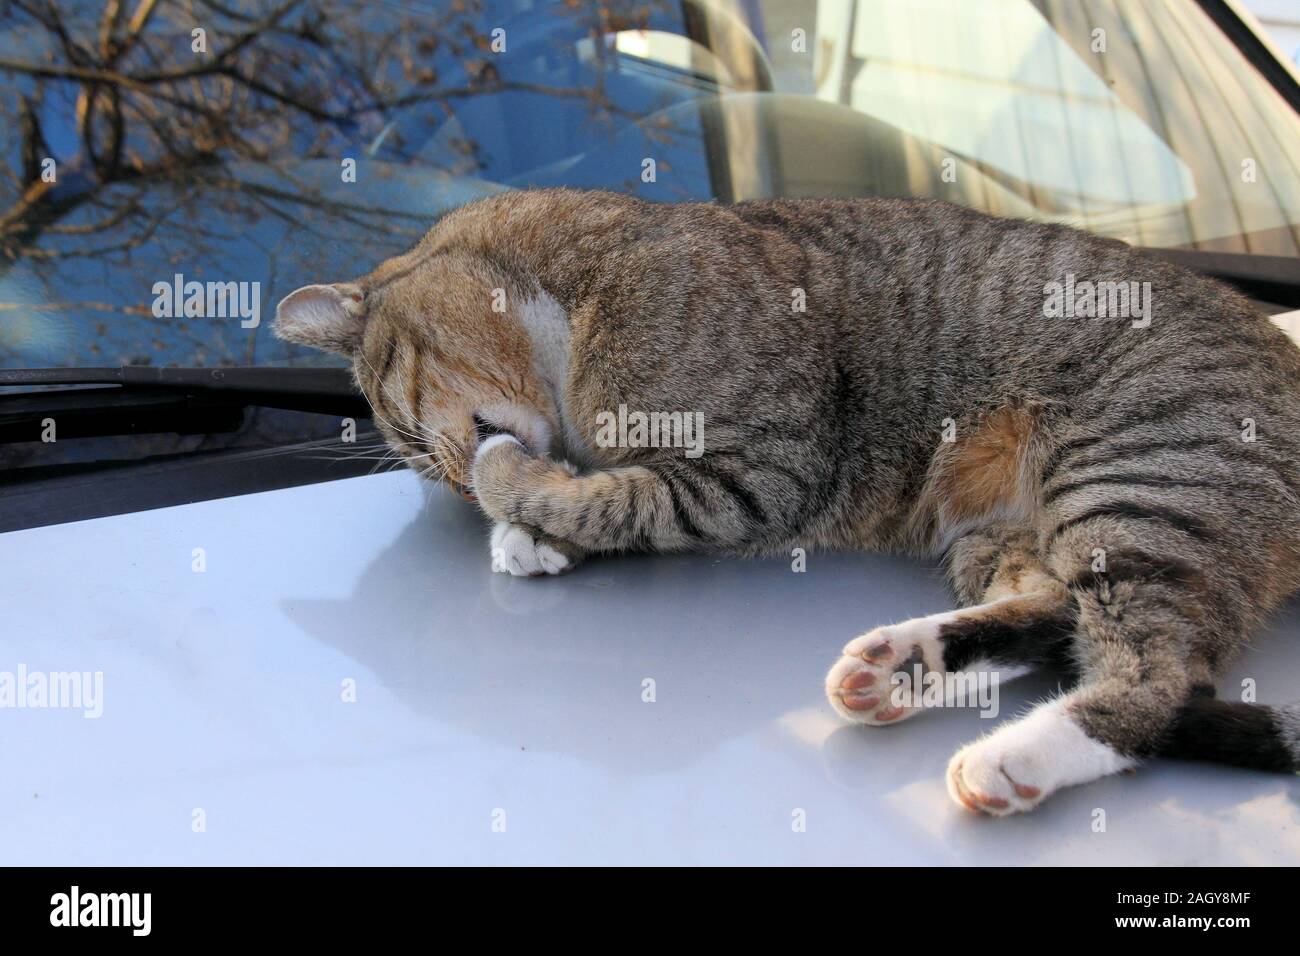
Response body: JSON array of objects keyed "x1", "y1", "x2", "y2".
[
  {"x1": 840, "y1": 671, "x2": 876, "y2": 691},
  {"x1": 862, "y1": 642, "x2": 893, "y2": 662},
  {"x1": 841, "y1": 694, "x2": 880, "y2": 712}
]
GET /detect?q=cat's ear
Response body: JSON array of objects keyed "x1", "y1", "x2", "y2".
[{"x1": 274, "y1": 283, "x2": 367, "y2": 354}]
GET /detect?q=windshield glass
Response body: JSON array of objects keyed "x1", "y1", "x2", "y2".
[{"x1": 1, "y1": 0, "x2": 1297, "y2": 386}]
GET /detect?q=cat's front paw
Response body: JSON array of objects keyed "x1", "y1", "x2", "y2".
[
  {"x1": 472, "y1": 432, "x2": 580, "y2": 519},
  {"x1": 490, "y1": 522, "x2": 581, "y2": 576},
  {"x1": 472, "y1": 434, "x2": 532, "y2": 522},
  {"x1": 472, "y1": 433, "x2": 573, "y2": 525}
]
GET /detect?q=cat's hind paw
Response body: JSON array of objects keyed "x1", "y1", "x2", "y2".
[
  {"x1": 825, "y1": 615, "x2": 948, "y2": 725},
  {"x1": 945, "y1": 699, "x2": 1136, "y2": 816},
  {"x1": 490, "y1": 522, "x2": 581, "y2": 577},
  {"x1": 946, "y1": 735, "x2": 1049, "y2": 817}
]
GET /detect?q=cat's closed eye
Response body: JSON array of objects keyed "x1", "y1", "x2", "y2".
[{"x1": 472, "y1": 414, "x2": 513, "y2": 444}]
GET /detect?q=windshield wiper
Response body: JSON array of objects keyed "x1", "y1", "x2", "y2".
[
  {"x1": 1138, "y1": 248, "x2": 1300, "y2": 308},
  {"x1": 0, "y1": 366, "x2": 371, "y2": 446},
  {"x1": 0, "y1": 365, "x2": 362, "y2": 399}
]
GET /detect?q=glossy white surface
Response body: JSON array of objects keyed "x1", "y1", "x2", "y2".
[{"x1": 2, "y1": 471, "x2": 1299, "y2": 865}]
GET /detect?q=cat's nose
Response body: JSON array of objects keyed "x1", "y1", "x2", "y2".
[{"x1": 449, "y1": 478, "x2": 477, "y2": 503}]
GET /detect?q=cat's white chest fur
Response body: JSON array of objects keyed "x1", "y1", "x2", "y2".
[{"x1": 517, "y1": 291, "x2": 588, "y2": 463}]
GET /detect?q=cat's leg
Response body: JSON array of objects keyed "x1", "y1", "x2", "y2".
[
  {"x1": 473, "y1": 437, "x2": 587, "y2": 576},
  {"x1": 945, "y1": 695, "x2": 1136, "y2": 816},
  {"x1": 944, "y1": 527, "x2": 1222, "y2": 816},
  {"x1": 471, "y1": 436, "x2": 765, "y2": 553},
  {"x1": 826, "y1": 528, "x2": 1077, "y2": 725}
]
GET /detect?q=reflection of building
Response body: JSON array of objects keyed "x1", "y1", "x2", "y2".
[{"x1": 800, "y1": 0, "x2": 1300, "y2": 255}]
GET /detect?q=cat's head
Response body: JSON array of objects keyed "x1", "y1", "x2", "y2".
[{"x1": 273, "y1": 251, "x2": 558, "y2": 501}]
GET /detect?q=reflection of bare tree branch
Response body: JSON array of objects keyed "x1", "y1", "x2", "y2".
[
  {"x1": 18, "y1": 94, "x2": 49, "y2": 185},
  {"x1": 0, "y1": 300, "x2": 152, "y2": 315},
  {"x1": 1, "y1": 0, "x2": 675, "y2": 258},
  {"x1": 204, "y1": 174, "x2": 428, "y2": 223},
  {"x1": 44, "y1": 199, "x2": 141, "y2": 235},
  {"x1": 12, "y1": 197, "x2": 174, "y2": 259},
  {"x1": 0, "y1": 0, "x2": 680, "y2": 370}
]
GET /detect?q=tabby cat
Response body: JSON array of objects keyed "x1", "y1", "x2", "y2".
[{"x1": 275, "y1": 189, "x2": 1300, "y2": 815}]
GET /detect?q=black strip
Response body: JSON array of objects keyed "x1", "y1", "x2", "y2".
[
  {"x1": 703, "y1": 462, "x2": 768, "y2": 528},
  {"x1": 1, "y1": 863, "x2": 1293, "y2": 938},
  {"x1": 618, "y1": 483, "x2": 641, "y2": 544},
  {"x1": 1041, "y1": 433, "x2": 1110, "y2": 481},
  {"x1": 671, "y1": 466, "x2": 710, "y2": 508},
  {"x1": 1088, "y1": 390, "x2": 1256, "y2": 435},
  {"x1": 1057, "y1": 435, "x2": 1227, "y2": 476},
  {"x1": 1177, "y1": 360, "x2": 1255, "y2": 378},
  {"x1": 376, "y1": 339, "x2": 399, "y2": 383},
  {"x1": 663, "y1": 475, "x2": 705, "y2": 540},
  {"x1": 587, "y1": 491, "x2": 617, "y2": 544},
  {"x1": 762, "y1": 459, "x2": 813, "y2": 495},
  {"x1": 1052, "y1": 501, "x2": 1213, "y2": 541},
  {"x1": 1043, "y1": 472, "x2": 1222, "y2": 505},
  {"x1": 1066, "y1": 549, "x2": 1207, "y2": 591}
]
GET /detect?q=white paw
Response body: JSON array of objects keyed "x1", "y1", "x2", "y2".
[
  {"x1": 945, "y1": 698, "x2": 1136, "y2": 817},
  {"x1": 490, "y1": 522, "x2": 570, "y2": 577},
  {"x1": 825, "y1": 612, "x2": 951, "y2": 725}
]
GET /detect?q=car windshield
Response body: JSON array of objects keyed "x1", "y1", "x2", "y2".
[{"x1": 1, "y1": 0, "x2": 1298, "y2": 455}]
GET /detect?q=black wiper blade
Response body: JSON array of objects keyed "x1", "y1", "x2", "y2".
[
  {"x1": 1137, "y1": 247, "x2": 1300, "y2": 307},
  {"x1": 0, "y1": 367, "x2": 371, "y2": 446},
  {"x1": 0, "y1": 365, "x2": 360, "y2": 399}
]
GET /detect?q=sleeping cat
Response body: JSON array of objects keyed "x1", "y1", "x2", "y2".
[{"x1": 274, "y1": 188, "x2": 1300, "y2": 815}]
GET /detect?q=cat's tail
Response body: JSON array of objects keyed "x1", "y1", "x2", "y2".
[{"x1": 1159, "y1": 693, "x2": 1300, "y2": 772}]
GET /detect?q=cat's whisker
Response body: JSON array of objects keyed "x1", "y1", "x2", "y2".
[
  {"x1": 370, "y1": 404, "x2": 430, "y2": 447},
  {"x1": 302, "y1": 454, "x2": 418, "y2": 463},
  {"x1": 307, "y1": 443, "x2": 394, "y2": 462},
  {"x1": 356, "y1": 338, "x2": 433, "y2": 445},
  {"x1": 368, "y1": 449, "x2": 403, "y2": 477}
]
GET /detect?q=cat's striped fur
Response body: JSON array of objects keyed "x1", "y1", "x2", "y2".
[{"x1": 276, "y1": 188, "x2": 1300, "y2": 815}]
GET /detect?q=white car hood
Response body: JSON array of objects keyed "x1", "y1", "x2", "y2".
[{"x1": 3, "y1": 470, "x2": 1299, "y2": 864}]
